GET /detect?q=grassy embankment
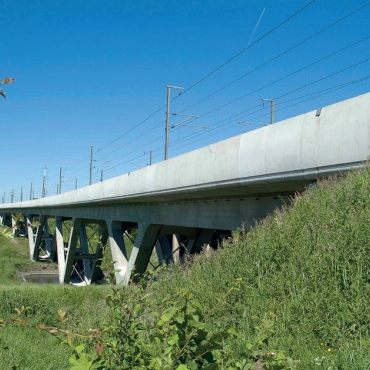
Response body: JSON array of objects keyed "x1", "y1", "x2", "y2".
[
  {"x1": 0, "y1": 229, "x2": 111, "y2": 369},
  {"x1": 148, "y1": 167, "x2": 370, "y2": 368},
  {"x1": 1, "y1": 166, "x2": 370, "y2": 368}
]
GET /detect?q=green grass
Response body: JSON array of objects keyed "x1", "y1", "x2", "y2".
[
  {"x1": 2, "y1": 167, "x2": 370, "y2": 368},
  {"x1": 0, "y1": 285, "x2": 109, "y2": 370},
  {"x1": 137, "y1": 167, "x2": 370, "y2": 368},
  {"x1": 0, "y1": 232, "x2": 32, "y2": 284},
  {"x1": 0, "y1": 230, "x2": 110, "y2": 370}
]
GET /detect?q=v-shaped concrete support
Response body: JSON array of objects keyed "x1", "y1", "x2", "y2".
[
  {"x1": 125, "y1": 223, "x2": 161, "y2": 285},
  {"x1": 63, "y1": 218, "x2": 82, "y2": 284}
]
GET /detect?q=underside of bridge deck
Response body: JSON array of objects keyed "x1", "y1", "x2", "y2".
[{"x1": 0, "y1": 194, "x2": 286, "y2": 285}]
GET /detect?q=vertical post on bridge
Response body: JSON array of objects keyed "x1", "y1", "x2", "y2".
[
  {"x1": 165, "y1": 85, "x2": 183, "y2": 160},
  {"x1": 59, "y1": 167, "x2": 62, "y2": 194},
  {"x1": 262, "y1": 98, "x2": 275, "y2": 125}
]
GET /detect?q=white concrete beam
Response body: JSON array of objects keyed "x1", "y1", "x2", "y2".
[
  {"x1": 55, "y1": 216, "x2": 66, "y2": 284},
  {"x1": 107, "y1": 220, "x2": 129, "y2": 285},
  {"x1": 63, "y1": 218, "x2": 82, "y2": 284}
]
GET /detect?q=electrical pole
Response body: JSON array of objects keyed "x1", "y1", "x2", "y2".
[
  {"x1": 90, "y1": 146, "x2": 96, "y2": 185},
  {"x1": 150, "y1": 150, "x2": 152, "y2": 165},
  {"x1": 42, "y1": 165, "x2": 47, "y2": 198},
  {"x1": 21, "y1": 186, "x2": 23, "y2": 202},
  {"x1": 30, "y1": 183, "x2": 33, "y2": 200},
  {"x1": 262, "y1": 98, "x2": 275, "y2": 125},
  {"x1": 101, "y1": 170, "x2": 103, "y2": 182},
  {"x1": 165, "y1": 85, "x2": 184, "y2": 160},
  {"x1": 59, "y1": 167, "x2": 62, "y2": 194}
]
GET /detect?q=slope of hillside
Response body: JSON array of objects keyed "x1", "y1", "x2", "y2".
[
  {"x1": 2, "y1": 167, "x2": 370, "y2": 369},
  {"x1": 145, "y1": 166, "x2": 370, "y2": 368}
]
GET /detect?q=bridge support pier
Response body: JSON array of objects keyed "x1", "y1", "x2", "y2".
[
  {"x1": 107, "y1": 220, "x2": 130, "y2": 285},
  {"x1": 29, "y1": 214, "x2": 46, "y2": 261},
  {"x1": 27, "y1": 214, "x2": 35, "y2": 260},
  {"x1": 11, "y1": 215, "x2": 16, "y2": 236},
  {"x1": 22, "y1": 214, "x2": 28, "y2": 237},
  {"x1": 80, "y1": 224, "x2": 92, "y2": 285},
  {"x1": 91, "y1": 224, "x2": 108, "y2": 283},
  {"x1": 63, "y1": 217, "x2": 82, "y2": 284},
  {"x1": 156, "y1": 235, "x2": 174, "y2": 265},
  {"x1": 125, "y1": 223, "x2": 161, "y2": 284},
  {"x1": 56, "y1": 216, "x2": 66, "y2": 284}
]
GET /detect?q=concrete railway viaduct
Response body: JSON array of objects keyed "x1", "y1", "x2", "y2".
[{"x1": 1, "y1": 92, "x2": 369, "y2": 285}]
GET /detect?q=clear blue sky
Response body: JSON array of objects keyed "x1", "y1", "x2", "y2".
[{"x1": 1, "y1": 0, "x2": 370, "y2": 201}]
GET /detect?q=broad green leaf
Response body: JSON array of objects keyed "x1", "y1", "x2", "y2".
[
  {"x1": 176, "y1": 365, "x2": 188, "y2": 370},
  {"x1": 75, "y1": 344, "x2": 86, "y2": 355}
]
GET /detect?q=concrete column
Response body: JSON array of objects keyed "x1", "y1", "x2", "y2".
[
  {"x1": 180, "y1": 238, "x2": 196, "y2": 264},
  {"x1": 107, "y1": 220, "x2": 128, "y2": 285},
  {"x1": 43, "y1": 217, "x2": 51, "y2": 255},
  {"x1": 23, "y1": 215, "x2": 28, "y2": 237},
  {"x1": 125, "y1": 223, "x2": 161, "y2": 285},
  {"x1": 63, "y1": 218, "x2": 82, "y2": 284},
  {"x1": 27, "y1": 214, "x2": 35, "y2": 260},
  {"x1": 11, "y1": 214, "x2": 16, "y2": 236},
  {"x1": 187, "y1": 228, "x2": 215, "y2": 254},
  {"x1": 155, "y1": 240, "x2": 165, "y2": 266},
  {"x1": 31, "y1": 215, "x2": 46, "y2": 261},
  {"x1": 172, "y1": 234, "x2": 180, "y2": 263},
  {"x1": 0, "y1": 213, "x2": 3, "y2": 225},
  {"x1": 49, "y1": 233, "x2": 58, "y2": 262},
  {"x1": 80, "y1": 224, "x2": 92, "y2": 285},
  {"x1": 55, "y1": 216, "x2": 66, "y2": 284},
  {"x1": 157, "y1": 235, "x2": 173, "y2": 264},
  {"x1": 91, "y1": 224, "x2": 108, "y2": 283}
]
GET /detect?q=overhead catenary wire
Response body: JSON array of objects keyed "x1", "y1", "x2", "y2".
[
  {"x1": 178, "y1": 2, "x2": 370, "y2": 115},
  {"x1": 169, "y1": 75, "x2": 370, "y2": 154},
  {"x1": 101, "y1": 73, "x2": 370, "y2": 178},
  {"x1": 76, "y1": 11, "x2": 370, "y2": 177},
  {"x1": 94, "y1": 37, "x2": 370, "y2": 173},
  {"x1": 178, "y1": 0, "x2": 316, "y2": 97},
  {"x1": 165, "y1": 62, "x2": 370, "y2": 152},
  {"x1": 173, "y1": 33, "x2": 370, "y2": 130},
  {"x1": 19, "y1": 1, "x2": 370, "y2": 194},
  {"x1": 72, "y1": 31, "x2": 370, "y2": 182},
  {"x1": 82, "y1": 0, "x2": 316, "y2": 165},
  {"x1": 46, "y1": 1, "x2": 317, "y2": 186},
  {"x1": 53, "y1": 46, "x2": 370, "y2": 187}
]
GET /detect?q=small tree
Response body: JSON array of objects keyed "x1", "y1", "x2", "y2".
[{"x1": 0, "y1": 77, "x2": 15, "y2": 98}]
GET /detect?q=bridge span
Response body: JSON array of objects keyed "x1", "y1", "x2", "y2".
[{"x1": 1, "y1": 92, "x2": 370, "y2": 285}]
